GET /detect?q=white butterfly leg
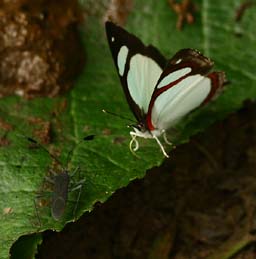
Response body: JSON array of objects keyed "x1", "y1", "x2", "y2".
[
  {"x1": 162, "y1": 130, "x2": 173, "y2": 146},
  {"x1": 152, "y1": 135, "x2": 169, "y2": 158}
]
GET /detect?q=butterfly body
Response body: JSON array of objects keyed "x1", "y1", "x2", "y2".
[{"x1": 105, "y1": 22, "x2": 226, "y2": 157}]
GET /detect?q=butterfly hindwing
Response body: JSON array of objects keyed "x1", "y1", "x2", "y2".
[
  {"x1": 146, "y1": 49, "x2": 227, "y2": 131},
  {"x1": 105, "y1": 21, "x2": 167, "y2": 122}
]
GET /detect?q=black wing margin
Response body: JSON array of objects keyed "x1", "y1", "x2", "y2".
[
  {"x1": 152, "y1": 48, "x2": 227, "y2": 103},
  {"x1": 105, "y1": 21, "x2": 167, "y2": 122}
]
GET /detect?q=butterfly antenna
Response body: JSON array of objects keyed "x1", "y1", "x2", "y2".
[
  {"x1": 26, "y1": 137, "x2": 63, "y2": 167},
  {"x1": 65, "y1": 135, "x2": 95, "y2": 168},
  {"x1": 102, "y1": 109, "x2": 137, "y2": 124}
]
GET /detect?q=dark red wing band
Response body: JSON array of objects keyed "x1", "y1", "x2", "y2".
[
  {"x1": 146, "y1": 75, "x2": 188, "y2": 131},
  {"x1": 145, "y1": 49, "x2": 227, "y2": 131},
  {"x1": 146, "y1": 71, "x2": 227, "y2": 131},
  {"x1": 203, "y1": 71, "x2": 227, "y2": 105}
]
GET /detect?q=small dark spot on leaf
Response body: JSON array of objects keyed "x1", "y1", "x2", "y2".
[
  {"x1": 27, "y1": 117, "x2": 52, "y2": 145},
  {"x1": 83, "y1": 125, "x2": 91, "y2": 133},
  {"x1": 102, "y1": 128, "x2": 112, "y2": 135},
  {"x1": 0, "y1": 135, "x2": 10, "y2": 147},
  {"x1": 113, "y1": 136, "x2": 126, "y2": 144},
  {"x1": 83, "y1": 135, "x2": 95, "y2": 141},
  {"x1": 0, "y1": 117, "x2": 13, "y2": 131}
]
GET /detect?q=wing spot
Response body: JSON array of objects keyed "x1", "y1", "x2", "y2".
[
  {"x1": 117, "y1": 46, "x2": 129, "y2": 76},
  {"x1": 175, "y1": 59, "x2": 182, "y2": 64},
  {"x1": 111, "y1": 37, "x2": 115, "y2": 42},
  {"x1": 157, "y1": 67, "x2": 192, "y2": 89}
]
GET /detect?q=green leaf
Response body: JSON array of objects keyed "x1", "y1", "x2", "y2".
[{"x1": 1, "y1": 0, "x2": 256, "y2": 258}]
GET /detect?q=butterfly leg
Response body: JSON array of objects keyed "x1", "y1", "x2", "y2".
[
  {"x1": 152, "y1": 135, "x2": 169, "y2": 158},
  {"x1": 162, "y1": 130, "x2": 176, "y2": 150},
  {"x1": 162, "y1": 130, "x2": 173, "y2": 146}
]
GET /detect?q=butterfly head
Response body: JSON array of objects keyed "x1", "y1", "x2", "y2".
[{"x1": 129, "y1": 123, "x2": 162, "y2": 139}]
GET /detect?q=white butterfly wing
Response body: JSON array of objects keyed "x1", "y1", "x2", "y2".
[
  {"x1": 127, "y1": 54, "x2": 162, "y2": 113},
  {"x1": 152, "y1": 74, "x2": 212, "y2": 130},
  {"x1": 147, "y1": 49, "x2": 226, "y2": 132},
  {"x1": 105, "y1": 22, "x2": 166, "y2": 121}
]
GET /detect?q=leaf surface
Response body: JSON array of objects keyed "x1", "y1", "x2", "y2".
[{"x1": 1, "y1": 1, "x2": 256, "y2": 258}]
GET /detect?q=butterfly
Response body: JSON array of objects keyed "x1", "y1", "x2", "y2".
[{"x1": 105, "y1": 21, "x2": 227, "y2": 157}]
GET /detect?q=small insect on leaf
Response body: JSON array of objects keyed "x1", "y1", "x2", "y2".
[{"x1": 29, "y1": 135, "x2": 95, "y2": 221}]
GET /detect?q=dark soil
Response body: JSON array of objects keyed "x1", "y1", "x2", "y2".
[{"x1": 35, "y1": 101, "x2": 256, "y2": 258}]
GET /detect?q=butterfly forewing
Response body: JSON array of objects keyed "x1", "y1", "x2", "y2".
[
  {"x1": 146, "y1": 49, "x2": 227, "y2": 131},
  {"x1": 105, "y1": 21, "x2": 166, "y2": 121}
]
